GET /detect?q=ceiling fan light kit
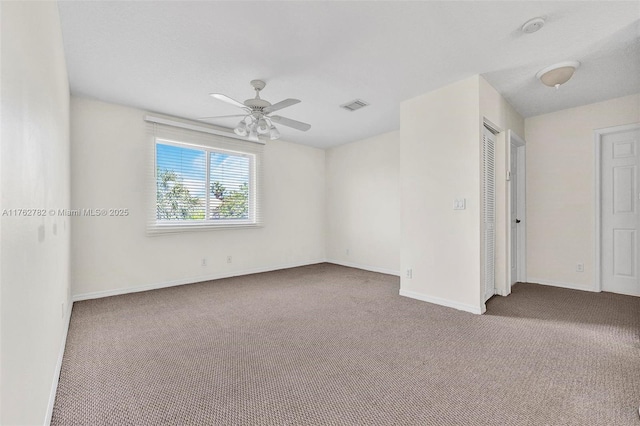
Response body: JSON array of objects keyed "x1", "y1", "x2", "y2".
[
  {"x1": 204, "y1": 80, "x2": 310, "y2": 143},
  {"x1": 269, "y1": 126, "x2": 280, "y2": 140},
  {"x1": 536, "y1": 61, "x2": 580, "y2": 89},
  {"x1": 233, "y1": 119, "x2": 249, "y2": 137}
]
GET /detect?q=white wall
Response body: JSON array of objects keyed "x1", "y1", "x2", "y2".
[
  {"x1": 71, "y1": 97, "x2": 326, "y2": 298},
  {"x1": 400, "y1": 76, "x2": 483, "y2": 313},
  {"x1": 525, "y1": 94, "x2": 640, "y2": 290},
  {"x1": 0, "y1": 2, "x2": 71, "y2": 425},
  {"x1": 325, "y1": 131, "x2": 400, "y2": 275},
  {"x1": 399, "y1": 75, "x2": 524, "y2": 314}
]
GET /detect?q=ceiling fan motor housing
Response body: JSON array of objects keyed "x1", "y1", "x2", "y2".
[{"x1": 245, "y1": 98, "x2": 271, "y2": 109}]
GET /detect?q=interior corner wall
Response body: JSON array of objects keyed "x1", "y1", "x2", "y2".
[
  {"x1": 399, "y1": 75, "x2": 483, "y2": 313},
  {"x1": 1, "y1": 2, "x2": 71, "y2": 425},
  {"x1": 525, "y1": 93, "x2": 640, "y2": 290},
  {"x1": 325, "y1": 131, "x2": 400, "y2": 275},
  {"x1": 478, "y1": 76, "x2": 525, "y2": 296},
  {"x1": 70, "y1": 97, "x2": 326, "y2": 298}
]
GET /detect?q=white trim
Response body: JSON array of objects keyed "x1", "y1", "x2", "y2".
[
  {"x1": 149, "y1": 121, "x2": 264, "y2": 234},
  {"x1": 594, "y1": 129, "x2": 602, "y2": 292},
  {"x1": 325, "y1": 259, "x2": 400, "y2": 276},
  {"x1": 147, "y1": 222, "x2": 262, "y2": 235},
  {"x1": 72, "y1": 259, "x2": 402, "y2": 302},
  {"x1": 483, "y1": 117, "x2": 501, "y2": 135},
  {"x1": 44, "y1": 300, "x2": 73, "y2": 426},
  {"x1": 506, "y1": 130, "x2": 527, "y2": 294},
  {"x1": 593, "y1": 122, "x2": 640, "y2": 293},
  {"x1": 144, "y1": 115, "x2": 265, "y2": 145},
  {"x1": 526, "y1": 277, "x2": 599, "y2": 293},
  {"x1": 494, "y1": 288, "x2": 510, "y2": 297},
  {"x1": 72, "y1": 260, "x2": 326, "y2": 301},
  {"x1": 516, "y1": 143, "x2": 527, "y2": 283},
  {"x1": 399, "y1": 289, "x2": 483, "y2": 315}
]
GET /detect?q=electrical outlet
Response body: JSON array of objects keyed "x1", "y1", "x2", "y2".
[
  {"x1": 406, "y1": 268, "x2": 413, "y2": 279},
  {"x1": 227, "y1": 256, "x2": 232, "y2": 264},
  {"x1": 345, "y1": 248, "x2": 350, "y2": 256},
  {"x1": 576, "y1": 263, "x2": 584, "y2": 272},
  {"x1": 453, "y1": 198, "x2": 466, "y2": 210},
  {"x1": 201, "y1": 258, "x2": 207, "y2": 267}
]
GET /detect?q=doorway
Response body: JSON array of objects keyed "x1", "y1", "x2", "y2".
[
  {"x1": 507, "y1": 131, "x2": 526, "y2": 293},
  {"x1": 596, "y1": 123, "x2": 640, "y2": 296}
]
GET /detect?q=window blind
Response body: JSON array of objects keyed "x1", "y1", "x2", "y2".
[{"x1": 145, "y1": 115, "x2": 263, "y2": 233}]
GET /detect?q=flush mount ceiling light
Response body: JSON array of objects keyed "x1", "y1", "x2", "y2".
[
  {"x1": 536, "y1": 61, "x2": 580, "y2": 89},
  {"x1": 521, "y1": 17, "x2": 545, "y2": 34}
]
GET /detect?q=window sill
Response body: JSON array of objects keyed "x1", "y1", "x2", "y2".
[{"x1": 147, "y1": 221, "x2": 261, "y2": 235}]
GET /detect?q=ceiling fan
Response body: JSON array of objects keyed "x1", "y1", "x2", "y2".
[{"x1": 200, "y1": 80, "x2": 311, "y2": 142}]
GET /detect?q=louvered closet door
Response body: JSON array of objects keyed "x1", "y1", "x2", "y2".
[{"x1": 482, "y1": 127, "x2": 496, "y2": 302}]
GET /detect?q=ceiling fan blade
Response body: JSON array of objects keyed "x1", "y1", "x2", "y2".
[
  {"x1": 263, "y1": 98, "x2": 301, "y2": 114},
  {"x1": 198, "y1": 115, "x2": 247, "y2": 120},
  {"x1": 210, "y1": 93, "x2": 249, "y2": 110},
  {"x1": 270, "y1": 115, "x2": 311, "y2": 131}
]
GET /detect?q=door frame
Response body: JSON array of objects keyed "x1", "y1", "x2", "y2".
[
  {"x1": 594, "y1": 122, "x2": 640, "y2": 292},
  {"x1": 506, "y1": 130, "x2": 527, "y2": 293},
  {"x1": 482, "y1": 122, "x2": 499, "y2": 302}
]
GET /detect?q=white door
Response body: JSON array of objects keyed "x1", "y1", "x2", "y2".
[
  {"x1": 507, "y1": 130, "x2": 526, "y2": 292},
  {"x1": 482, "y1": 126, "x2": 496, "y2": 302},
  {"x1": 601, "y1": 128, "x2": 640, "y2": 296},
  {"x1": 510, "y1": 143, "x2": 518, "y2": 287}
]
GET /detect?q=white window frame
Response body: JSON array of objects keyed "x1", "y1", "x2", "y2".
[{"x1": 146, "y1": 116, "x2": 263, "y2": 234}]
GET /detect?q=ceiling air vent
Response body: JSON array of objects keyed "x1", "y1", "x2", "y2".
[{"x1": 340, "y1": 99, "x2": 369, "y2": 112}]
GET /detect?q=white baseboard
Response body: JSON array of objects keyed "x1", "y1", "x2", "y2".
[
  {"x1": 325, "y1": 259, "x2": 400, "y2": 277},
  {"x1": 72, "y1": 259, "x2": 326, "y2": 302},
  {"x1": 495, "y1": 288, "x2": 510, "y2": 297},
  {"x1": 399, "y1": 289, "x2": 483, "y2": 315},
  {"x1": 44, "y1": 299, "x2": 73, "y2": 426},
  {"x1": 525, "y1": 277, "x2": 598, "y2": 293},
  {"x1": 54, "y1": 258, "x2": 395, "y2": 423}
]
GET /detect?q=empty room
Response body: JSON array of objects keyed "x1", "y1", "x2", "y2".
[{"x1": 2, "y1": 1, "x2": 639, "y2": 425}]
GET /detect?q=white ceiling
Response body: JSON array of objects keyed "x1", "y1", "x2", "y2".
[{"x1": 57, "y1": 1, "x2": 640, "y2": 148}]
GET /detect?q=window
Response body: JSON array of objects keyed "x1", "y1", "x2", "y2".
[{"x1": 147, "y1": 116, "x2": 262, "y2": 232}]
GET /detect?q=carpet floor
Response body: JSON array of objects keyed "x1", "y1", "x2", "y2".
[{"x1": 52, "y1": 263, "x2": 640, "y2": 425}]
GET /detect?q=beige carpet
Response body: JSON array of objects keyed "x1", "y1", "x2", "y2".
[{"x1": 52, "y1": 263, "x2": 640, "y2": 425}]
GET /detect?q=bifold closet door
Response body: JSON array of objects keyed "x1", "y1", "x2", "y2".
[{"x1": 482, "y1": 127, "x2": 496, "y2": 302}]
